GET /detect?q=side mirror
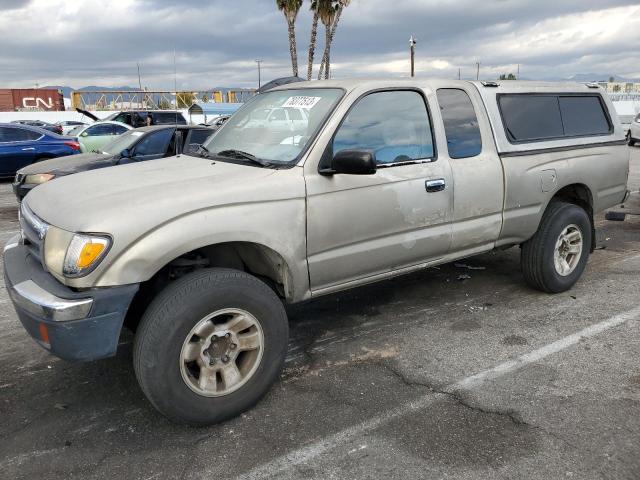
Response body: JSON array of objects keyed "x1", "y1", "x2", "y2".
[
  {"x1": 120, "y1": 148, "x2": 131, "y2": 158},
  {"x1": 186, "y1": 143, "x2": 201, "y2": 154},
  {"x1": 80, "y1": 131, "x2": 88, "y2": 137},
  {"x1": 323, "y1": 150, "x2": 377, "y2": 175}
]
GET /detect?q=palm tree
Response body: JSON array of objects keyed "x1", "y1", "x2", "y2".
[
  {"x1": 316, "y1": 0, "x2": 337, "y2": 80},
  {"x1": 277, "y1": 0, "x2": 303, "y2": 77},
  {"x1": 307, "y1": 0, "x2": 320, "y2": 80},
  {"x1": 318, "y1": 0, "x2": 350, "y2": 80}
]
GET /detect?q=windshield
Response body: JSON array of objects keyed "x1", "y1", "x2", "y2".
[
  {"x1": 102, "y1": 130, "x2": 145, "y2": 154},
  {"x1": 203, "y1": 88, "x2": 343, "y2": 164}
]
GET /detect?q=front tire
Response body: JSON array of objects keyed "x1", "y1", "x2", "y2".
[
  {"x1": 133, "y1": 268, "x2": 288, "y2": 425},
  {"x1": 521, "y1": 202, "x2": 591, "y2": 293}
]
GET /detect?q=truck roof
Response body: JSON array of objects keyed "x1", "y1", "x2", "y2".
[
  {"x1": 270, "y1": 77, "x2": 605, "y2": 92},
  {"x1": 272, "y1": 78, "x2": 624, "y2": 154}
]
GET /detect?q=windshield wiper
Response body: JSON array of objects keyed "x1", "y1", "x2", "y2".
[{"x1": 215, "y1": 149, "x2": 273, "y2": 168}]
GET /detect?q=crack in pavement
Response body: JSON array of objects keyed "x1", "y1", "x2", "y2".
[
  {"x1": 377, "y1": 360, "x2": 581, "y2": 451},
  {"x1": 377, "y1": 361, "x2": 528, "y2": 426}
]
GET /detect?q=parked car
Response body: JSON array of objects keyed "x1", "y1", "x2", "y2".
[
  {"x1": 0, "y1": 123, "x2": 80, "y2": 177},
  {"x1": 78, "y1": 108, "x2": 188, "y2": 127},
  {"x1": 243, "y1": 106, "x2": 309, "y2": 134},
  {"x1": 5, "y1": 79, "x2": 629, "y2": 425},
  {"x1": 67, "y1": 121, "x2": 132, "y2": 153},
  {"x1": 11, "y1": 119, "x2": 63, "y2": 135},
  {"x1": 54, "y1": 120, "x2": 89, "y2": 135},
  {"x1": 13, "y1": 125, "x2": 214, "y2": 200},
  {"x1": 628, "y1": 113, "x2": 640, "y2": 146},
  {"x1": 200, "y1": 114, "x2": 231, "y2": 129}
]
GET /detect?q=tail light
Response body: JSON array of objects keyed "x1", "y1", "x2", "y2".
[{"x1": 64, "y1": 141, "x2": 81, "y2": 151}]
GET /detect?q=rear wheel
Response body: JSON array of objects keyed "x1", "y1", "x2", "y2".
[
  {"x1": 133, "y1": 268, "x2": 289, "y2": 425},
  {"x1": 628, "y1": 131, "x2": 636, "y2": 146},
  {"x1": 521, "y1": 202, "x2": 591, "y2": 293}
]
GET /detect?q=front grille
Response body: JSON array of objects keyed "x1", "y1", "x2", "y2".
[{"x1": 19, "y1": 202, "x2": 48, "y2": 266}]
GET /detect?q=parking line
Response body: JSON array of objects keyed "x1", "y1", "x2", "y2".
[{"x1": 236, "y1": 305, "x2": 640, "y2": 480}]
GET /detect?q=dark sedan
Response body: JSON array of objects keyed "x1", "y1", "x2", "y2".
[
  {"x1": 13, "y1": 124, "x2": 214, "y2": 200},
  {"x1": 11, "y1": 119, "x2": 64, "y2": 135},
  {"x1": 0, "y1": 123, "x2": 80, "y2": 178}
]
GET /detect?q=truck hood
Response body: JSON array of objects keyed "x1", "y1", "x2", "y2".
[
  {"x1": 19, "y1": 152, "x2": 114, "y2": 176},
  {"x1": 25, "y1": 154, "x2": 300, "y2": 233}
]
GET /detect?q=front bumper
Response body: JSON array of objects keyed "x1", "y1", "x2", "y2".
[{"x1": 4, "y1": 235, "x2": 139, "y2": 362}]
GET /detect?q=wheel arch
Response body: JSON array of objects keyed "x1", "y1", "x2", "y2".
[
  {"x1": 123, "y1": 240, "x2": 300, "y2": 332},
  {"x1": 544, "y1": 183, "x2": 595, "y2": 252}
]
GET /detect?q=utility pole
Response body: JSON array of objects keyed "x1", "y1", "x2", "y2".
[
  {"x1": 137, "y1": 62, "x2": 143, "y2": 91},
  {"x1": 476, "y1": 62, "x2": 480, "y2": 81},
  {"x1": 409, "y1": 36, "x2": 417, "y2": 77},
  {"x1": 517, "y1": 63, "x2": 520, "y2": 80},
  {"x1": 255, "y1": 59, "x2": 262, "y2": 92},
  {"x1": 458, "y1": 68, "x2": 461, "y2": 80}
]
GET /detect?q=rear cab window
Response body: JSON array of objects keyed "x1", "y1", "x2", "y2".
[{"x1": 498, "y1": 94, "x2": 612, "y2": 143}]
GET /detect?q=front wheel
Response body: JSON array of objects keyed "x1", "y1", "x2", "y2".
[
  {"x1": 133, "y1": 268, "x2": 289, "y2": 425},
  {"x1": 521, "y1": 202, "x2": 591, "y2": 293}
]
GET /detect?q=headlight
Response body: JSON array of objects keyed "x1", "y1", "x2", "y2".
[
  {"x1": 62, "y1": 234, "x2": 111, "y2": 277},
  {"x1": 24, "y1": 173, "x2": 55, "y2": 185}
]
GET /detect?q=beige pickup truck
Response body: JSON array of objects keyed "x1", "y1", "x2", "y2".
[{"x1": 4, "y1": 79, "x2": 630, "y2": 425}]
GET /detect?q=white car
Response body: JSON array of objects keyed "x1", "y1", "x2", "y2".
[
  {"x1": 243, "y1": 107, "x2": 309, "y2": 133},
  {"x1": 54, "y1": 120, "x2": 89, "y2": 135},
  {"x1": 67, "y1": 121, "x2": 132, "y2": 153},
  {"x1": 628, "y1": 113, "x2": 640, "y2": 146}
]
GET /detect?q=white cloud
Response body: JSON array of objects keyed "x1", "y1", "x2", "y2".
[{"x1": 0, "y1": 0, "x2": 638, "y2": 89}]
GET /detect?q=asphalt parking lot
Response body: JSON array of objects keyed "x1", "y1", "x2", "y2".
[{"x1": 1, "y1": 148, "x2": 639, "y2": 480}]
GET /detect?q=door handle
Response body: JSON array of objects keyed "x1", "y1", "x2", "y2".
[
  {"x1": 21, "y1": 147, "x2": 36, "y2": 151},
  {"x1": 425, "y1": 178, "x2": 446, "y2": 192}
]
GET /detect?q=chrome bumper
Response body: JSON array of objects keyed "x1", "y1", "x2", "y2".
[
  {"x1": 4, "y1": 235, "x2": 92, "y2": 322},
  {"x1": 8, "y1": 279, "x2": 93, "y2": 322}
]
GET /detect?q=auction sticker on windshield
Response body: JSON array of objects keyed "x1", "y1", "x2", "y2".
[{"x1": 282, "y1": 96, "x2": 321, "y2": 109}]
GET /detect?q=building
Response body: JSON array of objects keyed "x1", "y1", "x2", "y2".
[{"x1": 596, "y1": 81, "x2": 640, "y2": 94}]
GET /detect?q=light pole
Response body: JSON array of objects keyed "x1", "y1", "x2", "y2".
[
  {"x1": 409, "y1": 36, "x2": 417, "y2": 77},
  {"x1": 255, "y1": 59, "x2": 262, "y2": 92},
  {"x1": 476, "y1": 62, "x2": 480, "y2": 81}
]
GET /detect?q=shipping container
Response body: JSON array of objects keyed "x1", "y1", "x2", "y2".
[{"x1": 0, "y1": 88, "x2": 65, "y2": 112}]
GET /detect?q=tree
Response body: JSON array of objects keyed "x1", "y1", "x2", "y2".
[
  {"x1": 277, "y1": 0, "x2": 303, "y2": 77},
  {"x1": 608, "y1": 76, "x2": 615, "y2": 83},
  {"x1": 318, "y1": 0, "x2": 350, "y2": 80},
  {"x1": 499, "y1": 73, "x2": 516, "y2": 80},
  {"x1": 307, "y1": 0, "x2": 320, "y2": 80}
]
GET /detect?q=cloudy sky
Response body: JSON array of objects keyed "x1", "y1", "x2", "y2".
[{"x1": 1, "y1": 0, "x2": 639, "y2": 90}]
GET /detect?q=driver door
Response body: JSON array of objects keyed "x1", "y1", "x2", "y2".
[{"x1": 305, "y1": 89, "x2": 453, "y2": 294}]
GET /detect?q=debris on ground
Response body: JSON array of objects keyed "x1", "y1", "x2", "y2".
[
  {"x1": 454, "y1": 262, "x2": 486, "y2": 270},
  {"x1": 457, "y1": 274, "x2": 472, "y2": 281}
]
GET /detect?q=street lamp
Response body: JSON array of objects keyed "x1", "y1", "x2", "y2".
[
  {"x1": 409, "y1": 36, "x2": 417, "y2": 77},
  {"x1": 255, "y1": 60, "x2": 262, "y2": 92}
]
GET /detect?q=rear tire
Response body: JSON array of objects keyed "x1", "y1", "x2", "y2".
[
  {"x1": 133, "y1": 268, "x2": 289, "y2": 425},
  {"x1": 628, "y1": 131, "x2": 636, "y2": 146},
  {"x1": 521, "y1": 202, "x2": 591, "y2": 293}
]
